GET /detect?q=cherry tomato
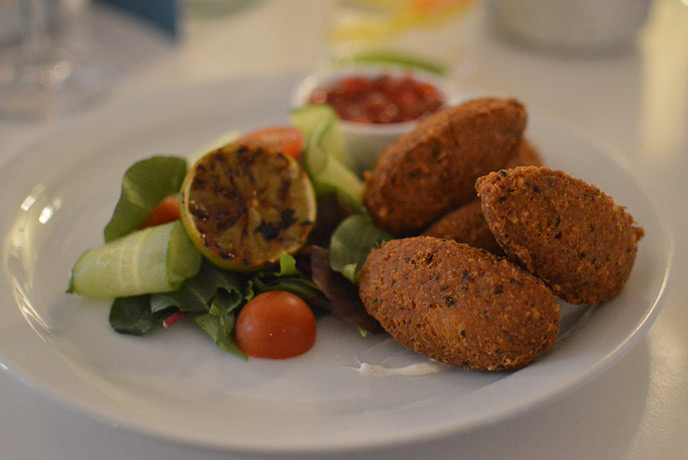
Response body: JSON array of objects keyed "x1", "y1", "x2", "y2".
[
  {"x1": 235, "y1": 291, "x2": 316, "y2": 359},
  {"x1": 236, "y1": 126, "x2": 304, "y2": 159},
  {"x1": 139, "y1": 196, "x2": 180, "y2": 229}
]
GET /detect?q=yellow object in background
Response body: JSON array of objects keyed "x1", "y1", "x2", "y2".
[{"x1": 331, "y1": 0, "x2": 476, "y2": 42}]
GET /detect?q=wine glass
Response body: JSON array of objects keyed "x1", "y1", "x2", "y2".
[{"x1": 0, "y1": 0, "x2": 111, "y2": 120}]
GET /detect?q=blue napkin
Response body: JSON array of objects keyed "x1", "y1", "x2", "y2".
[{"x1": 97, "y1": 0, "x2": 180, "y2": 37}]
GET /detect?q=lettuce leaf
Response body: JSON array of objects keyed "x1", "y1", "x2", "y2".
[
  {"x1": 310, "y1": 246, "x2": 382, "y2": 334},
  {"x1": 329, "y1": 214, "x2": 393, "y2": 284},
  {"x1": 151, "y1": 261, "x2": 246, "y2": 358},
  {"x1": 104, "y1": 156, "x2": 187, "y2": 242},
  {"x1": 150, "y1": 261, "x2": 244, "y2": 313},
  {"x1": 248, "y1": 252, "x2": 330, "y2": 312},
  {"x1": 109, "y1": 295, "x2": 174, "y2": 336},
  {"x1": 194, "y1": 290, "x2": 246, "y2": 358}
]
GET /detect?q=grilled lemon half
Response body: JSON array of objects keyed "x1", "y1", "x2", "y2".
[{"x1": 180, "y1": 144, "x2": 316, "y2": 271}]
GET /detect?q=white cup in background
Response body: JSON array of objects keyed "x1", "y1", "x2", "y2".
[{"x1": 486, "y1": 0, "x2": 653, "y2": 53}]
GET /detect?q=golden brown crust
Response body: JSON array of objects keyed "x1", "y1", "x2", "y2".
[
  {"x1": 476, "y1": 166, "x2": 644, "y2": 304},
  {"x1": 422, "y1": 200, "x2": 503, "y2": 255},
  {"x1": 362, "y1": 98, "x2": 527, "y2": 236},
  {"x1": 358, "y1": 237, "x2": 560, "y2": 371}
]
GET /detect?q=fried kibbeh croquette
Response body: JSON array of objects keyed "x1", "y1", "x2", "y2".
[
  {"x1": 363, "y1": 98, "x2": 527, "y2": 236},
  {"x1": 358, "y1": 237, "x2": 560, "y2": 371},
  {"x1": 508, "y1": 137, "x2": 543, "y2": 168},
  {"x1": 476, "y1": 166, "x2": 644, "y2": 305},
  {"x1": 423, "y1": 200, "x2": 503, "y2": 255}
]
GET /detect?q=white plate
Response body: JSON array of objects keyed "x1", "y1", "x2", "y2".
[{"x1": 0, "y1": 76, "x2": 672, "y2": 456}]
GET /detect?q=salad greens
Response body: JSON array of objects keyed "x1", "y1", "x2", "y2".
[
  {"x1": 104, "y1": 156, "x2": 187, "y2": 242},
  {"x1": 109, "y1": 295, "x2": 173, "y2": 336},
  {"x1": 329, "y1": 214, "x2": 393, "y2": 284},
  {"x1": 151, "y1": 260, "x2": 244, "y2": 315},
  {"x1": 248, "y1": 252, "x2": 330, "y2": 311},
  {"x1": 110, "y1": 252, "x2": 328, "y2": 358},
  {"x1": 71, "y1": 106, "x2": 394, "y2": 356}
]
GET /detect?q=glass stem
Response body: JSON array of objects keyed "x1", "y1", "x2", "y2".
[{"x1": 19, "y1": 0, "x2": 59, "y2": 67}]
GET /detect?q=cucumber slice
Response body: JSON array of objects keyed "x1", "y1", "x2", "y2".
[
  {"x1": 290, "y1": 104, "x2": 364, "y2": 208},
  {"x1": 69, "y1": 221, "x2": 202, "y2": 298},
  {"x1": 290, "y1": 104, "x2": 353, "y2": 169}
]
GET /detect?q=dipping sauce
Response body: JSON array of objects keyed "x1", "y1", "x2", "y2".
[{"x1": 308, "y1": 74, "x2": 444, "y2": 124}]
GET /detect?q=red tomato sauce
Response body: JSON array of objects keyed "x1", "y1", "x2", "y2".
[{"x1": 308, "y1": 74, "x2": 444, "y2": 124}]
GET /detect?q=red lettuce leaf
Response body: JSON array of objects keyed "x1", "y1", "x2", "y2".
[{"x1": 310, "y1": 246, "x2": 382, "y2": 334}]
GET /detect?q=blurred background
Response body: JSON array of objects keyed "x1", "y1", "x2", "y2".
[{"x1": 2, "y1": 0, "x2": 684, "y2": 169}]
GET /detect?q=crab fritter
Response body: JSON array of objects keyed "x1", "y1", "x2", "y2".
[
  {"x1": 358, "y1": 237, "x2": 560, "y2": 371},
  {"x1": 362, "y1": 98, "x2": 527, "y2": 236},
  {"x1": 423, "y1": 200, "x2": 503, "y2": 255},
  {"x1": 476, "y1": 166, "x2": 644, "y2": 305}
]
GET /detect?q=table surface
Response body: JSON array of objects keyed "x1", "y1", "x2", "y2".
[{"x1": 1, "y1": 1, "x2": 687, "y2": 459}]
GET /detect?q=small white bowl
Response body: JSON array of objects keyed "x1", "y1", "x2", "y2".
[{"x1": 292, "y1": 66, "x2": 460, "y2": 174}]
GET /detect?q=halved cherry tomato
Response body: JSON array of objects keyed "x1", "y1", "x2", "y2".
[
  {"x1": 139, "y1": 196, "x2": 181, "y2": 229},
  {"x1": 235, "y1": 291, "x2": 316, "y2": 359},
  {"x1": 236, "y1": 126, "x2": 304, "y2": 159}
]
